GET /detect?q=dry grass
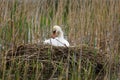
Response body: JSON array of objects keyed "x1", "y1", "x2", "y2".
[
  {"x1": 5, "y1": 44, "x2": 108, "y2": 80},
  {"x1": 0, "y1": 0, "x2": 120, "y2": 80}
]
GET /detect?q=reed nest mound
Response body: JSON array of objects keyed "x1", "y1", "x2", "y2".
[{"x1": 5, "y1": 44, "x2": 120, "y2": 80}]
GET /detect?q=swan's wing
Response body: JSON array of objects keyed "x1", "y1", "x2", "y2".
[
  {"x1": 44, "y1": 38, "x2": 57, "y2": 46},
  {"x1": 63, "y1": 40, "x2": 70, "y2": 47},
  {"x1": 55, "y1": 38, "x2": 70, "y2": 47}
]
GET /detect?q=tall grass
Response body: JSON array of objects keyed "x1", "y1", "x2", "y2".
[{"x1": 0, "y1": 0, "x2": 120, "y2": 80}]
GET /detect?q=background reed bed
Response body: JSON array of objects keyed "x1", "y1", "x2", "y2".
[{"x1": 0, "y1": 0, "x2": 120, "y2": 80}]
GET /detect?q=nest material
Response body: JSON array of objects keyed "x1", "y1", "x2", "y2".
[
  {"x1": 5, "y1": 44, "x2": 119, "y2": 80},
  {"x1": 7, "y1": 44, "x2": 107, "y2": 64}
]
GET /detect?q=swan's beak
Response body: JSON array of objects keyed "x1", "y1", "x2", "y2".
[{"x1": 51, "y1": 30, "x2": 57, "y2": 39}]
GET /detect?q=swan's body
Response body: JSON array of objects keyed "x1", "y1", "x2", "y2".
[
  {"x1": 44, "y1": 37, "x2": 69, "y2": 47},
  {"x1": 44, "y1": 25, "x2": 69, "y2": 47}
]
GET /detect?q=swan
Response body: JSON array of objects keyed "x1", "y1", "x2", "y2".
[{"x1": 44, "y1": 25, "x2": 70, "y2": 47}]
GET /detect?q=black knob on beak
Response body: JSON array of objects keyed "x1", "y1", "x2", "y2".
[{"x1": 53, "y1": 30, "x2": 56, "y2": 34}]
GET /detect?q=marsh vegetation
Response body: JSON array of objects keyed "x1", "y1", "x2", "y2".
[{"x1": 0, "y1": 0, "x2": 120, "y2": 80}]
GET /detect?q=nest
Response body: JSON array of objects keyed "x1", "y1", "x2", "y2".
[{"x1": 5, "y1": 44, "x2": 119, "y2": 80}]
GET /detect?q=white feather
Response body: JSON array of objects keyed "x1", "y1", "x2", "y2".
[{"x1": 44, "y1": 25, "x2": 70, "y2": 47}]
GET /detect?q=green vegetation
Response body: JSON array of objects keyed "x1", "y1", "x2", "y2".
[{"x1": 0, "y1": 0, "x2": 120, "y2": 80}]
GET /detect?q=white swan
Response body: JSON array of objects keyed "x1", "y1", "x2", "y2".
[{"x1": 44, "y1": 25, "x2": 70, "y2": 47}]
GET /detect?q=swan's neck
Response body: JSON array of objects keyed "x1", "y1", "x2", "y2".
[{"x1": 58, "y1": 31, "x2": 64, "y2": 39}]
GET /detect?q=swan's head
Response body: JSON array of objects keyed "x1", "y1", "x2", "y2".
[{"x1": 51, "y1": 25, "x2": 63, "y2": 38}]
